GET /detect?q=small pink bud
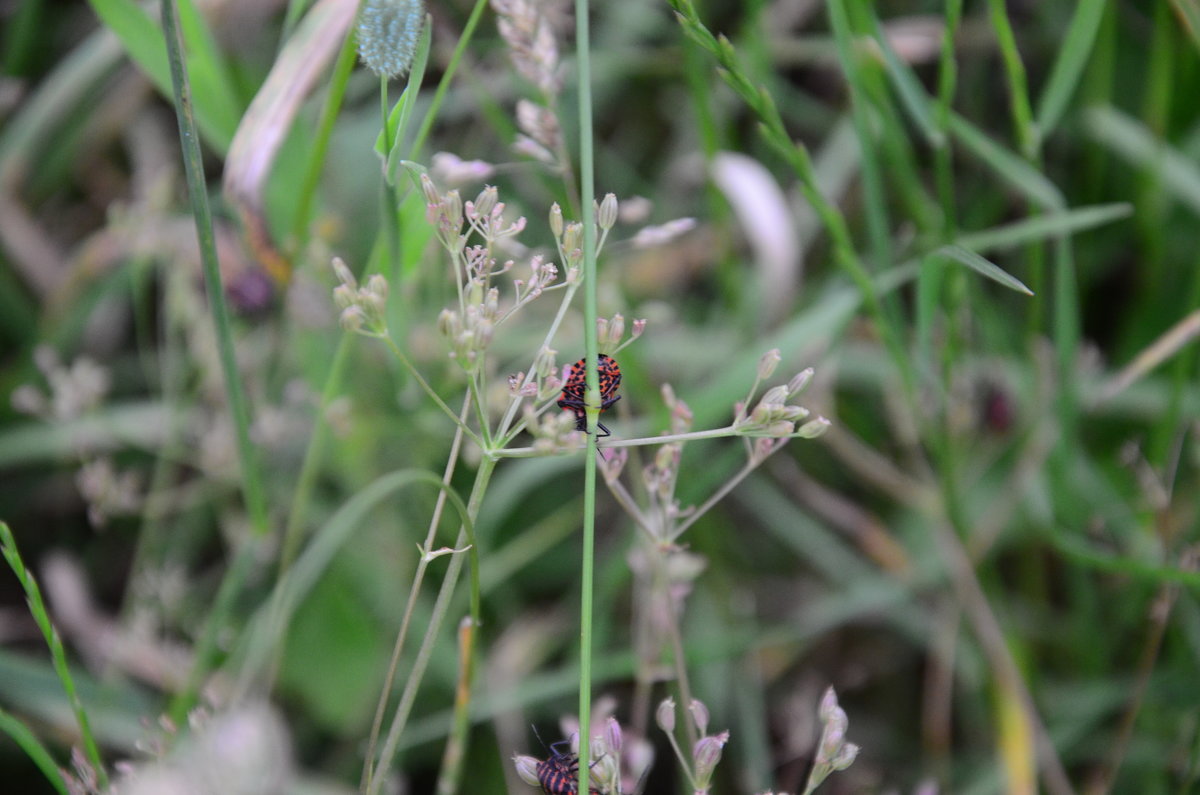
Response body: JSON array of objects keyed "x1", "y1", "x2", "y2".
[
  {"x1": 365, "y1": 273, "x2": 389, "y2": 298},
  {"x1": 757, "y1": 349, "x2": 781, "y2": 380},
  {"x1": 819, "y1": 686, "x2": 838, "y2": 721},
  {"x1": 692, "y1": 731, "x2": 729, "y2": 783},
  {"x1": 631, "y1": 318, "x2": 647, "y2": 339},
  {"x1": 332, "y1": 284, "x2": 355, "y2": 310},
  {"x1": 688, "y1": 700, "x2": 710, "y2": 735},
  {"x1": 787, "y1": 367, "x2": 814, "y2": 396},
  {"x1": 331, "y1": 257, "x2": 357, "y2": 288},
  {"x1": 656, "y1": 698, "x2": 676, "y2": 733},
  {"x1": 832, "y1": 742, "x2": 859, "y2": 770},
  {"x1": 473, "y1": 185, "x2": 498, "y2": 218},
  {"x1": 605, "y1": 717, "x2": 623, "y2": 754},
  {"x1": 420, "y1": 173, "x2": 440, "y2": 205},
  {"x1": 759, "y1": 385, "x2": 788, "y2": 407},
  {"x1": 339, "y1": 305, "x2": 366, "y2": 332}
]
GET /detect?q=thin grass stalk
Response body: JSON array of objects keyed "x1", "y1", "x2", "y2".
[
  {"x1": 161, "y1": 0, "x2": 273, "y2": 722},
  {"x1": 0, "y1": 523, "x2": 107, "y2": 789},
  {"x1": 574, "y1": 0, "x2": 599, "y2": 790},
  {"x1": 984, "y1": 0, "x2": 1047, "y2": 338},
  {"x1": 161, "y1": 0, "x2": 267, "y2": 536},
  {"x1": 368, "y1": 458, "x2": 492, "y2": 795},
  {"x1": 362, "y1": 395, "x2": 471, "y2": 790},
  {"x1": 986, "y1": 0, "x2": 1036, "y2": 158}
]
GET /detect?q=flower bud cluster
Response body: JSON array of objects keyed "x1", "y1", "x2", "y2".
[
  {"x1": 465, "y1": 185, "x2": 527, "y2": 243},
  {"x1": 596, "y1": 312, "x2": 647, "y2": 355},
  {"x1": 734, "y1": 358, "x2": 829, "y2": 440},
  {"x1": 506, "y1": 348, "x2": 563, "y2": 414},
  {"x1": 511, "y1": 254, "x2": 559, "y2": 305},
  {"x1": 331, "y1": 258, "x2": 390, "y2": 336},
  {"x1": 656, "y1": 698, "x2": 729, "y2": 792},
  {"x1": 421, "y1": 174, "x2": 465, "y2": 254},
  {"x1": 438, "y1": 305, "x2": 493, "y2": 372},
  {"x1": 521, "y1": 402, "x2": 583, "y2": 454},
  {"x1": 803, "y1": 687, "x2": 860, "y2": 792}
]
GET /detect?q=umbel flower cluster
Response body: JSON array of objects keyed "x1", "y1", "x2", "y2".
[{"x1": 330, "y1": 171, "x2": 845, "y2": 791}]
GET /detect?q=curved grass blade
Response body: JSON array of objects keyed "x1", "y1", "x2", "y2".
[{"x1": 931, "y1": 244, "x2": 1034, "y2": 296}]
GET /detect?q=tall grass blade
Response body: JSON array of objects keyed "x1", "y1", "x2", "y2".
[{"x1": 1034, "y1": 0, "x2": 1107, "y2": 138}]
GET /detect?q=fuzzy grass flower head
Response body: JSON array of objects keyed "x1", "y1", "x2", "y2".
[
  {"x1": 357, "y1": 0, "x2": 425, "y2": 79},
  {"x1": 331, "y1": 257, "x2": 389, "y2": 336}
]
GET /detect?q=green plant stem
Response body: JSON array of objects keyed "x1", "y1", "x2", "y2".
[
  {"x1": 380, "y1": 335, "x2": 483, "y2": 445},
  {"x1": 575, "y1": 0, "x2": 598, "y2": 790},
  {"x1": 161, "y1": 0, "x2": 272, "y2": 723},
  {"x1": 491, "y1": 425, "x2": 825, "y2": 457},
  {"x1": 367, "y1": 456, "x2": 492, "y2": 795},
  {"x1": 161, "y1": 0, "x2": 268, "y2": 537},
  {"x1": 362, "y1": 396, "x2": 471, "y2": 790},
  {"x1": 0, "y1": 523, "x2": 106, "y2": 789}
]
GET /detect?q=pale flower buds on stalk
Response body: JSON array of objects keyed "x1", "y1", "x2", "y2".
[
  {"x1": 804, "y1": 687, "x2": 859, "y2": 792},
  {"x1": 330, "y1": 258, "x2": 390, "y2": 336}
]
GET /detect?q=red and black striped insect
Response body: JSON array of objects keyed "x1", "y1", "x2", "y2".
[
  {"x1": 557, "y1": 354, "x2": 622, "y2": 438},
  {"x1": 536, "y1": 739, "x2": 602, "y2": 795}
]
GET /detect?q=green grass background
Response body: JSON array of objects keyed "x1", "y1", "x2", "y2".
[{"x1": 2, "y1": 0, "x2": 1200, "y2": 793}]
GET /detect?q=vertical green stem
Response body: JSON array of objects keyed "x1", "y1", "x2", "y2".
[
  {"x1": 575, "y1": 0, "x2": 598, "y2": 791},
  {"x1": 161, "y1": 0, "x2": 271, "y2": 721},
  {"x1": 161, "y1": 0, "x2": 268, "y2": 535}
]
